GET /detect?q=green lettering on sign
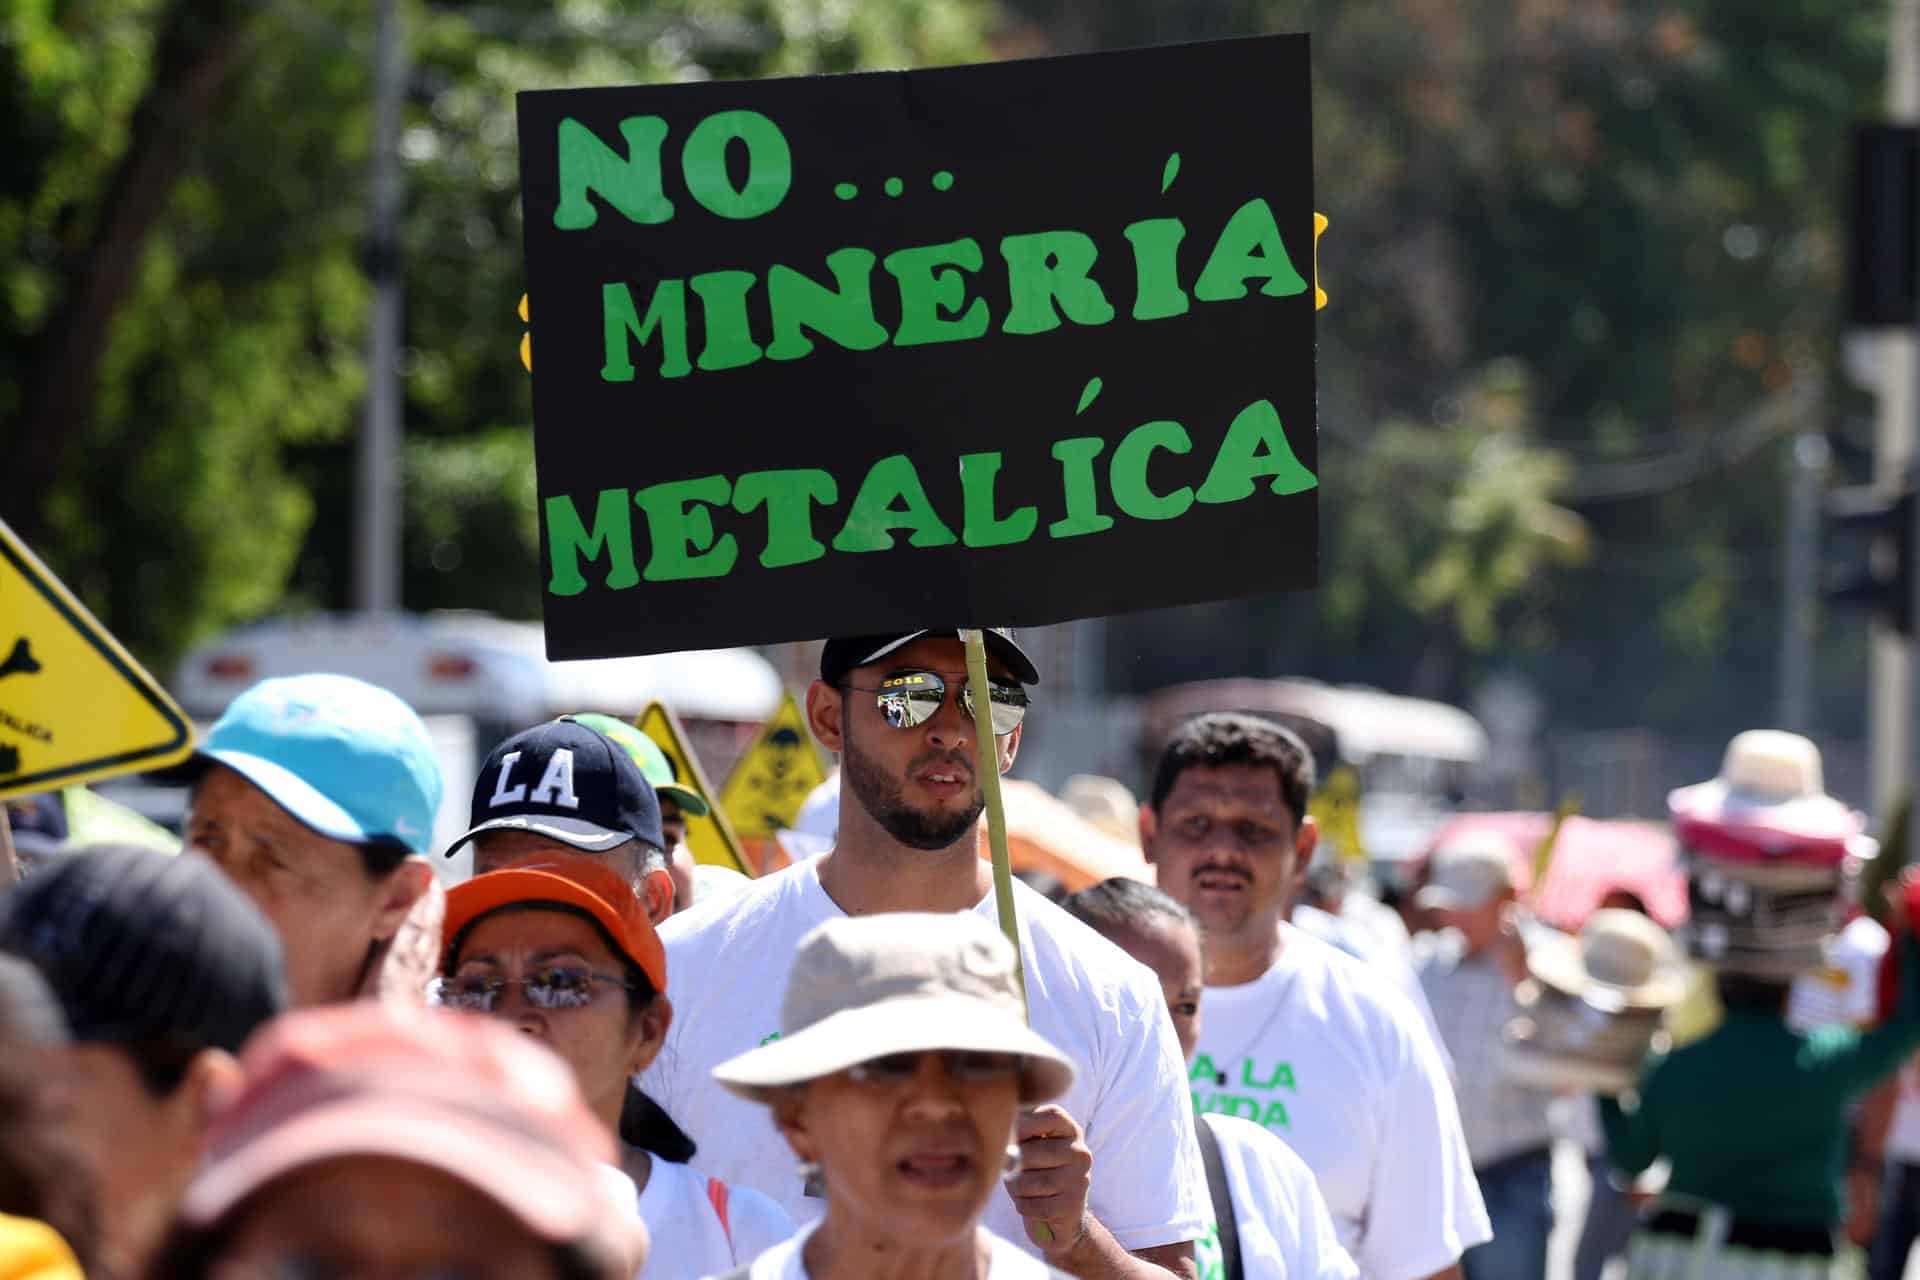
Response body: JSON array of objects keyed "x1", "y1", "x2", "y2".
[
  {"x1": 546, "y1": 489, "x2": 639, "y2": 595},
  {"x1": 832, "y1": 455, "x2": 958, "y2": 552},
  {"x1": 883, "y1": 239, "x2": 990, "y2": 347},
  {"x1": 634, "y1": 476, "x2": 738, "y2": 581},
  {"x1": 1193, "y1": 198, "x2": 1308, "y2": 301},
  {"x1": 766, "y1": 249, "x2": 888, "y2": 361},
  {"x1": 1196, "y1": 399, "x2": 1318, "y2": 502},
  {"x1": 999, "y1": 231, "x2": 1116, "y2": 335},
  {"x1": 602, "y1": 280, "x2": 691, "y2": 382},
  {"x1": 690, "y1": 271, "x2": 763, "y2": 372},
  {"x1": 1123, "y1": 218, "x2": 1190, "y2": 320},
  {"x1": 959, "y1": 453, "x2": 1038, "y2": 548},
  {"x1": 1049, "y1": 437, "x2": 1115, "y2": 538},
  {"x1": 681, "y1": 110, "x2": 792, "y2": 220},
  {"x1": 554, "y1": 117, "x2": 673, "y2": 229},
  {"x1": 733, "y1": 470, "x2": 839, "y2": 568},
  {"x1": 1110, "y1": 420, "x2": 1194, "y2": 521}
]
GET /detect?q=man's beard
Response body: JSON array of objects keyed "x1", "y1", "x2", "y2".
[{"x1": 841, "y1": 725, "x2": 984, "y2": 851}]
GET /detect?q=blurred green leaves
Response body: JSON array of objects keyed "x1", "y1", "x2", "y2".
[{"x1": 1, "y1": 0, "x2": 992, "y2": 673}]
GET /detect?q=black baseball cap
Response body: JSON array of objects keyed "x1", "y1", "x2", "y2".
[
  {"x1": 0, "y1": 843, "x2": 288, "y2": 1054},
  {"x1": 819, "y1": 629, "x2": 1040, "y2": 686},
  {"x1": 444, "y1": 719, "x2": 665, "y2": 859}
]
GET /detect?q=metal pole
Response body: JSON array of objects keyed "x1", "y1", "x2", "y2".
[
  {"x1": 1877, "y1": 0, "x2": 1920, "y2": 822},
  {"x1": 353, "y1": 0, "x2": 406, "y2": 612},
  {"x1": 1780, "y1": 432, "x2": 1827, "y2": 731}
]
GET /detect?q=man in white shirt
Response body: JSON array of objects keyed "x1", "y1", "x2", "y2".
[
  {"x1": 647, "y1": 629, "x2": 1207, "y2": 1280},
  {"x1": 1413, "y1": 835, "x2": 1556, "y2": 1280},
  {"x1": 1143, "y1": 712, "x2": 1490, "y2": 1280}
]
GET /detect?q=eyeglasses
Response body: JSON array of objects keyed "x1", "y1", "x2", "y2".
[
  {"x1": 431, "y1": 965, "x2": 637, "y2": 1013},
  {"x1": 844, "y1": 670, "x2": 1030, "y2": 736},
  {"x1": 845, "y1": 1050, "x2": 1023, "y2": 1085}
]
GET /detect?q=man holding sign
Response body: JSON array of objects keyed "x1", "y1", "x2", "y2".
[{"x1": 647, "y1": 630, "x2": 1207, "y2": 1278}]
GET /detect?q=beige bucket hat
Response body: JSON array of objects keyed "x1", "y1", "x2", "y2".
[
  {"x1": 1527, "y1": 908, "x2": 1688, "y2": 1013},
  {"x1": 712, "y1": 912, "x2": 1076, "y2": 1104}
]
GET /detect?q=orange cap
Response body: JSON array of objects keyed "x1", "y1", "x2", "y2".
[{"x1": 443, "y1": 853, "x2": 666, "y2": 994}]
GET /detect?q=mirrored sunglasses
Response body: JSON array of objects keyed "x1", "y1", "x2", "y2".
[
  {"x1": 845, "y1": 1049, "x2": 1023, "y2": 1085},
  {"x1": 431, "y1": 965, "x2": 636, "y2": 1013},
  {"x1": 847, "y1": 670, "x2": 1029, "y2": 736}
]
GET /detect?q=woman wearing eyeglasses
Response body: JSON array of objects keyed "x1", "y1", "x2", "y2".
[
  {"x1": 703, "y1": 910, "x2": 1079, "y2": 1280},
  {"x1": 439, "y1": 853, "x2": 793, "y2": 1277}
]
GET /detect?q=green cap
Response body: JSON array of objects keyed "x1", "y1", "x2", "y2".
[{"x1": 563, "y1": 713, "x2": 710, "y2": 818}]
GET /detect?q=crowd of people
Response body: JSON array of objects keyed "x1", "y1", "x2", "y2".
[{"x1": 3, "y1": 625, "x2": 1919, "y2": 1280}]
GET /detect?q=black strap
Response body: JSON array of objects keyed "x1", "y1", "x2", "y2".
[{"x1": 1196, "y1": 1113, "x2": 1243, "y2": 1280}]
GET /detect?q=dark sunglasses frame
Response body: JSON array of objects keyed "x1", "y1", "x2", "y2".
[
  {"x1": 431, "y1": 964, "x2": 638, "y2": 1013},
  {"x1": 845, "y1": 1048, "x2": 1025, "y2": 1085},
  {"x1": 843, "y1": 669, "x2": 1030, "y2": 736}
]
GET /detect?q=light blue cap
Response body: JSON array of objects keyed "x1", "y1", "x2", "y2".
[{"x1": 197, "y1": 674, "x2": 443, "y2": 855}]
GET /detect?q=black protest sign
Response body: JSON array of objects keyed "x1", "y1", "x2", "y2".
[{"x1": 519, "y1": 35, "x2": 1315, "y2": 660}]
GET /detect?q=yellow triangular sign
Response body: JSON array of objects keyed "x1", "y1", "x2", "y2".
[
  {"x1": 1308, "y1": 765, "x2": 1365, "y2": 866},
  {"x1": 719, "y1": 692, "x2": 828, "y2": 840},
  {"x1": 0, "y1": 519, "x2": 194, "y2": 798},
  {"x1": 635, "y1": 701, "x2": 751, "y2": 875}
]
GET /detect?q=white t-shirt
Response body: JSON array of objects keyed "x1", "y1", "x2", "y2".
[
  {"x1": 1197, "y1": 1113, "x2": 1358, "y2": 1280},
  {"x1": 625, "y1": 1158, "x2": 794, "y2": 1278},
  {"x1": 1787, "y1": 914, "x2": 1889, "y2": 1032},
  {"x1": 1191, "y1": 925, "x2": 1490, "y2": 1280},
  {"x1": 1294, "y1": 903, "x2": 1453, "y2": 1075},
  {"x1": 647, "y1": 856, "x2": 1210, "y2": 1258},
  {"x1": 720, "y1": 1222, "x2": 1070, "y2": 1279}
]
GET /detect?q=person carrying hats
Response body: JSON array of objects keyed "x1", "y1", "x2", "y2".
[
  {"x1": 440, "y1": 852, "x2": 792, "y2": 1276},
  {"x1": 143, "y1": 1001, "x2": 646, "y2": 1280},
  {"x1": 1598, "y1": 730, "x2": 1920, "y2": 1279},
  {"x1": 176, "y1": 673, "x2": 444, "y2": 1007},
  {"x1": 0, "y1": 844, "x2": 288, "y2": 1280},
  {"x1": 1512, "y1": 905, "x2": 1686, "y2": 1280},
  {"x1": 648, "y1": 630, "x2": 1208, "y2": 1279},
  {"x1": 705, "y1": 911, "x2": 1081, "y2": 1280}
]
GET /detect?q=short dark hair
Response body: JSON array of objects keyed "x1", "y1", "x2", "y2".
[
  {"x1": 1148, "y1": 712, "x2": 1315, "y2": 823},
  {"x1": 1060, "y1": 878, "x2": 1197, "y2": 939}
]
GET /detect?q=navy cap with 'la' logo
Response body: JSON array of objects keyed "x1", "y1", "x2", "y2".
[{"x1": 442, "y1": 719, "x2": 664, "y2": 859}]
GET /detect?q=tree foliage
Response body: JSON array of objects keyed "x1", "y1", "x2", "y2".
[{"x1": 0, "y1": 0, "x2": 1894, "y2": 754}]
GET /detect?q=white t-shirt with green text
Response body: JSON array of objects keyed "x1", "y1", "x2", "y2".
[
  {"x1": 647, "y1": 857, "x2": 1210, "y2": 1259},
  {"x1": 1191, "y1": 925, "x2": 1489, "y2": 1280},
  {"x1": 1196, "y1": 1113, "x2": 1357, "y2": 1280}
]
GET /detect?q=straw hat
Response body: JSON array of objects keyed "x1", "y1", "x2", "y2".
[
  {"x1": 1667, "y1": 730, "x2": 1873, "y2": 868},
  {"x1": 1527, "y1": 909, "x2": 1688, "y2": 1014},
  {"x1": 712, "y1": 913, "x2": 1075, "y2": 1104}
]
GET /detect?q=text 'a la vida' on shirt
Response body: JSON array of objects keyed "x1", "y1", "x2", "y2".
[
  {"x1": 1191, "y1": 924, "x2": 1490, "y2": 1280},
  {"x1": 647, "y1": 855, "x2": 1211, "y2": 1259}
]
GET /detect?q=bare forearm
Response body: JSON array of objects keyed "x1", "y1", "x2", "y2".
[
  {"x1": 1420, "y1": 1265, "x2": 1464, "y2": 1280},
  {"x1": 1049, "y1": 1218, "x2": 1196, "y2": 1280}
]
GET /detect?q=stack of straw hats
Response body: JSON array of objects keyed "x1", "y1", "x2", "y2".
[
  {"x1": 1504, "y1": 908, "x2": 1687, "y2": 1093},
  {"x1": 1667, "y1": 731, "x2": 1877, "y2": 981}
]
